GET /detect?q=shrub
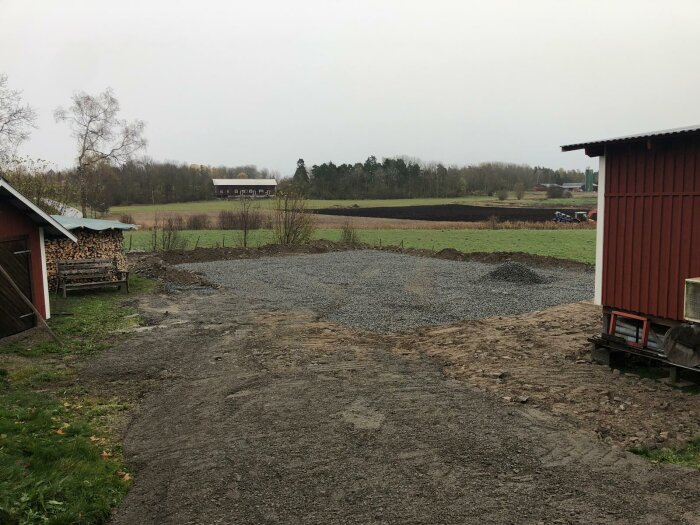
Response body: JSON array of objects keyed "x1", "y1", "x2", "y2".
[
  {"x1": 546, "y1": 186, "x2": 565, "y2": 199},
  {"x1": 150, "y1": 214, "x2": 187, "y2": 251},
  {"x1": 272, "y1": 191, "x2": 315, "y2": 245},
  {"x1": 514, "y1": 182, "x2": 526, "y2": 200},
  {"x1": 218, "y1": 211, "x2": 237, "y2": 229},
  {"x1": 186, "y1": 214, "x2": 210, "y2": 230},
  {"x1": 496, "y1": 189, "x2": 508, "y2": 201},
  {"x1": 563, "y1": 190, "x2": 573, "y2": 199},
  {"x1": 217, "y1": 207, "x2": 264, "y2": 231},
  {"x1": 340, "y1": 220, "x2": 360, "y2": 244},
  {"x1": 119, "y1": 214, "x2": 135, "y2": 224}
]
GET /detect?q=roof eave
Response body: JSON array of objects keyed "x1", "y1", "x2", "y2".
[{"x1": 0, "y1": 180, "x2": 78, "y2": 242}]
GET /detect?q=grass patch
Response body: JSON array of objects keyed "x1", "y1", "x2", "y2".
[
  {"x1": 0, "y1": 275, "x2": 155, "y2": 523},
  {"x1": 1, "y1": 276, "x2": 154, "y2": 357},
  {"x1": 125, "y1": 229, "x2": 596, "y2": 264},
  {"x1": 632, "y1": 438, "x2": 700, "y2": 470},
  {"x1": 0, "y1": 384, "x2": 132, "y2": 524}
]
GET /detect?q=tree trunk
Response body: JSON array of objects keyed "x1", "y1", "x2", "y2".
[{"x1": 78, "y1": 165, "x2": 87, "y2": 217}]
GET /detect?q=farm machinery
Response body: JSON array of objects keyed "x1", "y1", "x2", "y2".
[{"x1": 553, "y1": 209, "x2": 597, "y2": 223}]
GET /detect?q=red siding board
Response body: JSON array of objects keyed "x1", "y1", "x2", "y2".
[
  {"x1": 603, "y1": 139, "x2": 700, "y2": 322},
  {"x1": 0, "y1": 202, "x2": 47, "y2": 319}
]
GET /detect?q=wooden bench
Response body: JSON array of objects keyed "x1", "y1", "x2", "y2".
[{"x1": 56, "y1": 258, "x2": 129, "y2": 298}]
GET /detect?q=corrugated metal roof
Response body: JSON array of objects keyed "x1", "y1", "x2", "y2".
[
  {"x1": 212, "y1": 178, "x2": 277, "y2": 186},
  {"x1": 561, "y1": 124, "x2": 700, "y2": 152},
  {"x1": 51, "y1": 215, "x2": 137, "y2": 231}
]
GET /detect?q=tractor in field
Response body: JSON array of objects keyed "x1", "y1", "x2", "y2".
[{"x1": 554, "y1": 209, "x2": 597, "y2": 223}]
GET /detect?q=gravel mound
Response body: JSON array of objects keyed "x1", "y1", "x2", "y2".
[
  {"x1": 177, "y1": 250, "x2": 593, "y2": 332},
  {"x1": 485, "y1": 262, "x2": 547, "y2": 285}
]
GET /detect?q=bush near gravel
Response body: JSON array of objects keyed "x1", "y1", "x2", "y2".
[
  {"x1": 125, "y1": 229, "x2": 596, "y2": 264},
  {"x1": 0, "y1": 276, "x2": 155, "y2": 524}
]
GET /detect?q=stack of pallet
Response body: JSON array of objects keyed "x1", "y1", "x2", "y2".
[{"x1": 45, "y1": 230, "x2": 127, "y2": 291}]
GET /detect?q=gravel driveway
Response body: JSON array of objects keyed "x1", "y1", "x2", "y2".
[{"x1": 178, "y1": 251, "x2": 593, "y2": 331}]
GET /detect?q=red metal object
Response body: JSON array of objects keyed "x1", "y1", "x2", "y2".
[
  {"x1": 609, "y1": 310, "x2": 649, "y2": 348},
  {"x1": 602, "y1": 135, "x2": 700, "y2": 322}
]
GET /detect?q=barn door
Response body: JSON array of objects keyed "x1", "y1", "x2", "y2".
[{"x1": 0, "y1": 236, "x2": 35, "y2": 338}]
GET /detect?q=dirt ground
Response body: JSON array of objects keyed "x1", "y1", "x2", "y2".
[{"x1": 78, "y1": 251, "x2": 700, "y2": 524}]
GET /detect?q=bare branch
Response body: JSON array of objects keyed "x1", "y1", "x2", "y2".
[
  {"x1": 0, "y1": 73, "x2": 37, "y2": 159},
  {"x1": 55, "y1": 87, "x2": 147, "y2": 216}
]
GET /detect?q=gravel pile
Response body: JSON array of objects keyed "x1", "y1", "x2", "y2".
[
  {"x1": 177, "y1": 250, "x2": 593, "y2": 332},
  {"x1": 485, "y1": 262, "x2": 548, "y2": 285}
]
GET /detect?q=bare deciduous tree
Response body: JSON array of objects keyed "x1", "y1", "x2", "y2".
[
  {"x1": 55, "y1": 88, "x2": 146, "y2": 216},
  {"x1": 272, "y1": 191, "x2": 315, "y2": 245},
  {"x1": 236, "y1": 196, "x2": 264, "y2": 248},
  {"x1": 0, "y1": 74, "x2": 37, "y2": 164}
]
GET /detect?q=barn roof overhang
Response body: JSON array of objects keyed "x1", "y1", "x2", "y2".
[
  {"x1": 0, "y1": 178, "x2": 78, "y2": 242},
  {"x1": 561, "y1": 124, "x2": 700, "y2": 157},
  {"x1": 212, "y1": 178, "x2": 277, "y2": 186}
]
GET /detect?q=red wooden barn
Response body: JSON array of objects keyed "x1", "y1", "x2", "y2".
[
  {"x1": 562, "y1": 126, "x2": 700, "y2": 373},
  {"x1": 0, "y1": 178, "x2": 77, "y2": 338}
]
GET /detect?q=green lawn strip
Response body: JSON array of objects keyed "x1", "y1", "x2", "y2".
[
  {"x1": 0, "y1": 276, "x2": 155, "y2": 524},
  {"x1": 109, "y1": 192, "x2": 598, "y2": 215},
  {"x1": 0, "y1": 384, "x2": 131, "y2": 525},
  {"x1": 1, "y1": 276, "x2": 154, "y2": 357},
  {"x1": 125, "y1": 229, "x2": 596, "y2": 264},
  {"x1": 631, "y1": 438, "x2": 700, "y2": 470}
]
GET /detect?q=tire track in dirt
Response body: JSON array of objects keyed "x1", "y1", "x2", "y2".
[{"x1": 79, "y1": 289, "x2": 700, "y2": 524}]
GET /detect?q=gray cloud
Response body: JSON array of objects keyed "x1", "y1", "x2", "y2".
[{"x1": 1, "y1": 0, "x2": 698, "y2": 174}]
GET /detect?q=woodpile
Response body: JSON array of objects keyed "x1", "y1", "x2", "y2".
[{"x1": 45, "y1": 230, "x2": 126, "y2": 290}]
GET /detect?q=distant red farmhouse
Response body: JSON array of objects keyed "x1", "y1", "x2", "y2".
[
  {"x1": 563, "y1": 125, "x2": 700, "y2": 372},
  {"x1": 0, "y1": 178, "x2": 76, "y2": 338},
  {"x1": 213, "y1": 178, "x2": 277, "y2": 198}
]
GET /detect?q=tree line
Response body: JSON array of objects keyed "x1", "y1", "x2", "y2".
[
  {"x1": 71, "y1": 161, "x2": 277, "y2": 210},
  {"x1": 1, "y1": 72, "x2": 592, "y2": 215},
  {"x1": 290, "y1": 157, "x2": 590, "y2": 200}
]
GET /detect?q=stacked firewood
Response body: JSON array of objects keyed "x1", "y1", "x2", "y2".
[{"x1": 45, "y1": 230, "x2": 127, "y2": 290}]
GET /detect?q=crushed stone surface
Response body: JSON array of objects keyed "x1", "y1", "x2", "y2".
[
  {"x1": 484, "y1": 261, "x2": 548, "y2": 285},
  {"x1": 177, "y1": 250, "x2": 593, "y2": 332}
]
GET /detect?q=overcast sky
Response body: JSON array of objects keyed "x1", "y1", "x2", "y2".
[{"x1": 1, "y1": 0, "x2": 698, "y2": 175}]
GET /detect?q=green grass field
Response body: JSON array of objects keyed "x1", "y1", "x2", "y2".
[
  {"x1": 126, "y1": 228, "x2": 596, "y2": 264},
  {"x1": 109, "y1": 192, "x2": 598, "y2": 216},
  {"x1": 0, "y1": 277, "x2": 155, "y2": 524}
]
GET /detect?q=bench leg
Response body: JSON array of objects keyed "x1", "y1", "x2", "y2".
[
  {"x1": 126, "y1": 280, "x2": 130, "y2": 293},
  {"x1": 63, "y1": 284, "x2": 67, "y2": 299}
]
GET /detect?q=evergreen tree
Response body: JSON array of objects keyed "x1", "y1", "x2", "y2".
[{"x1": 293, "y1": 158, "x2": 309, "y2": 185}]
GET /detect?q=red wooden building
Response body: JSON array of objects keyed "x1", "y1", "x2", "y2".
[
  {"x1": 213, "y1": 179, "x2": 277, "y2": 198},
  {"x1": 0, "y1": 178, "x2": 76, "y2": 338},
  {"x1": 562, "y1": 126, "x2": 700, "y2": 373}
]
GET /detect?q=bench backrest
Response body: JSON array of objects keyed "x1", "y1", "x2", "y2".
[{"x1": 57, "y1": 258, "x2": 117, "y2": 282}]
